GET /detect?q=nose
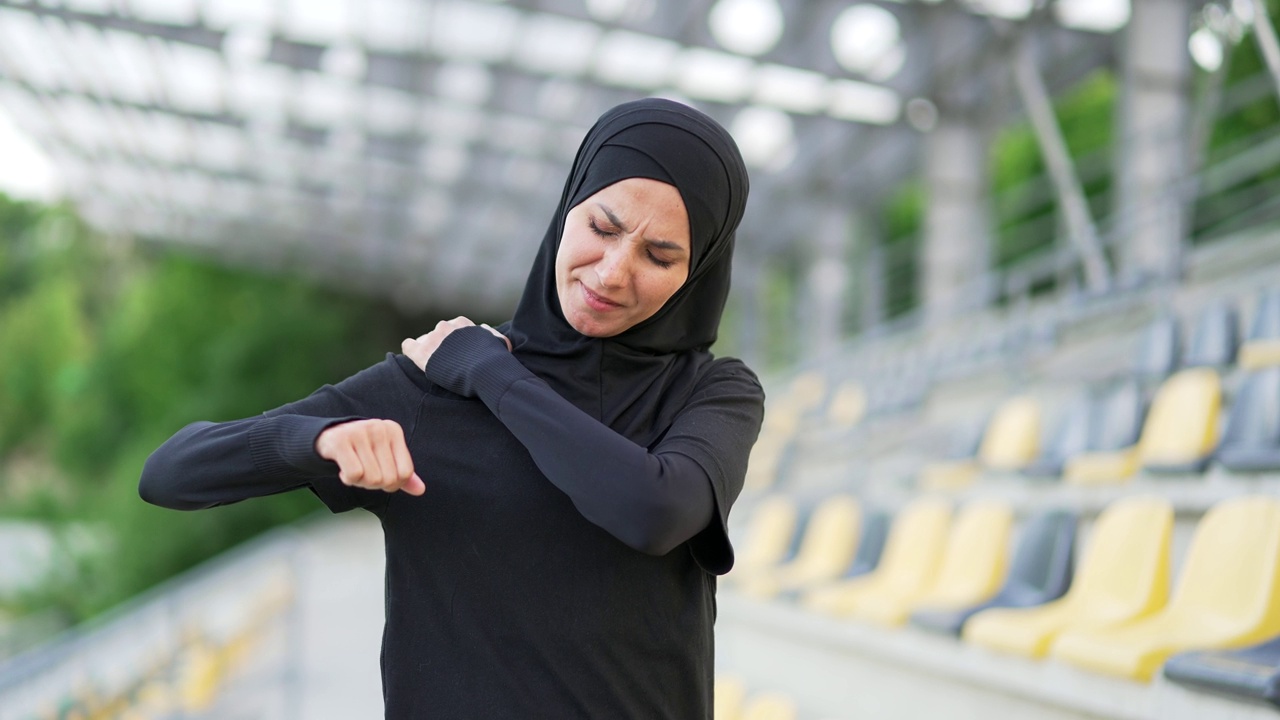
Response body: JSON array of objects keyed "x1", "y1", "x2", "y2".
[{"x1": 594, "y1": 244, "x2": 632, "y2": 290}]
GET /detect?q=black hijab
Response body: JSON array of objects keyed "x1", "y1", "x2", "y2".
[{"x1": 501, "y1": 98, "x2": 750, "y2": 447}]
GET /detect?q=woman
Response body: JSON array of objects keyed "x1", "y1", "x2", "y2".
[{"x1": 140, "y1": 98, "x2": 765, "y2": 719}]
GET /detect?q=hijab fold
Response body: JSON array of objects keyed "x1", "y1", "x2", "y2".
[{"x1": 500, "y1": 99, "x2": 750, "y2": 447}]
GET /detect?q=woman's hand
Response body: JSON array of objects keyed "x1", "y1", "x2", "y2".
[
  {"x1": 315, "y1": 419, "x2": 425, "y2": 496},
  {"x1": 401, "y1": 316, "x2": 511, "y2": 372}
]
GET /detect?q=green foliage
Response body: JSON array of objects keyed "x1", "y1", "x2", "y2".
[
  {"x1": 990, "y1": 70, "x2": 1117, "y2": 271},
  {"x1": 0, "y1": 193, "x2": 408, "y2": 621},
  {"x1": 881, "y1": 183, "x2": 924, "y2": 320}
]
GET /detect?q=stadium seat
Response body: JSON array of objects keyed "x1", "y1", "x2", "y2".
[
  {"x1": 1216, "y1": 367, "x2": 1280, "y2": 471},
  {"x1": 744, "y1": 373, "x2": 827, "y2": 489},
  {"x1": 740, "y1": 692, "x2": 797, "y2": 720},
  {"x1": 1052, "y1": 496, "x2": 1280, "y2": 681},
  {"x1": 802, "y1": 498, "x2": 951, "y2": 618},
  {"x1": 845, "y1": 511, "x2": 891, "y2": 578},
  {"x1": 713, "y1": 675, "x2": 747, "y2": 720},
  {"x1": 963, "y1": 496, "x2": 1172, "y2": 658},
  {"x1": 739, "y1": 495, "x2": 860, "y2": 599},
  {"x1": 1023, "y1": 395, "x2": 1091, "y2": 478},
  {"x1": 1134, "y1": 314, "x2": 1181, "y2": 383},
  {"x1": 921, "y1": 396, "x2": 1042, "y2": 490},
  {"x1": 1240, "y1": 289, "x2": 1280, "y2": 371},
  {"x1": 1065, "y1": 368, "x2": 1220, "y2": 482},
  {"x1": 812, "y1": 500, "x2": 1010, "y2": 627},
  {"x1": 892, "y1": 500, "x2": 1014, "y2": 620},
  {"x1": 912, "y1": 509, "x2": 1076, "y2": 636},
  {"x1": 1182, "y1": 301, "x2": 1239, "y2": 369},
  {"x1": 725, "y1": 496, "x2": 799, "y2": 585},
  {"x1": 825, "y1": 380, "x2": 868, "y2": 429},
  {"x1": 1163, "y1": 635, "x2": 1280, "y2": 708}
]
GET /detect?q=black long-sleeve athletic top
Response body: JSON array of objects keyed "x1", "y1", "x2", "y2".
[{"x1": 139, "y1": 328, "x2": 765, "y2": 719}]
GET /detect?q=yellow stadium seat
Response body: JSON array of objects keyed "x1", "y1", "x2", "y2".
[
  {"x1": 739, "y1": 495, "x2": 861, "y2": 598},
  {"x1": 979, "y1": 397, "x2": 1041, "y2": 470},
  {"x1": 1061, "y1": 448, "x2": 1141, "y2": 485},
  {"x1": 963, "y1": 496, "x2": 1172, "y2": 658},
  {"x1": 802, "y1": 498, "x2": 951, "y2": 620},
  {"x1": 177, "y1": 640, "x2": 224, "y2": 712},
  {"x1": 1240, "y1": 290, "x2": 1280, "y2": 370},
  {"x1": 725, "y1": 496, "x2": 799, "y2": 584},
  {"x1": 912, "y1": 500, "x2": 1013, "y2": 611},
  {"x1": 921, "y1": 397, "x2": 1041, "y2": 490},
  {"x1": 1052, "y1": 496, "x2": 1280, "y2": 681},
  {"x1": 789, "y1": 371, "x2": 827, "y2": 413},
  {"x1": 826, "y1": 381, "x2": 868, "y2": 429},
  {"x1": 744, "y1": 373, "x2": 826, "y2": 489},
  {"x1": 851, "y1": 500, "x2": 1012, "y2": 626},
  {"x1": 713, "y1": 675, "x2": 747, "y2": 720},
  {"x1": 741, "y1": 692, "x2": 798, "y2": 720},
  {"x1": 1065, "y1": 368, "x2": 1221, "y2": 484},
  {"x1": 1239, "y1": 339, "x2": 1280, "y2": 370}
]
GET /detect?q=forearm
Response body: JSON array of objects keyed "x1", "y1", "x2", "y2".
[
  {"x1": 139, "y1": 414, "x2": 355, "y2": 511},
  {"x1": 426, "y1": 327, "x2": 714, "y2": 554},
  {"x1": 497, "y1": 377, "x2": 714, "y2": 554}
]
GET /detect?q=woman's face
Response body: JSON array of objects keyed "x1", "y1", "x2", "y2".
[{"x1": 555, "y1": 177, "x2": 692, "y2": 338}]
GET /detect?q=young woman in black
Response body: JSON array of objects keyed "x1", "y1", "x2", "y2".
[{"x1": 140, "y1": 98, "x2": 765, "y2": 719}]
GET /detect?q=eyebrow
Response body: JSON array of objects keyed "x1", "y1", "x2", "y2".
[{"x1": 596, "y1": 203, "x2": 687, "y2": 254}]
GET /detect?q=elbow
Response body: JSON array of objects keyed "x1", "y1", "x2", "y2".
[
  {"x1": 622, "y1": 496, "x2": 689, "y2": 557},
  {"x1": 138, "y1": 451, "x2": 174, "y2": 508},
  {"x1": 138, "y1": 444, "x2": 200, "y2": 511}
]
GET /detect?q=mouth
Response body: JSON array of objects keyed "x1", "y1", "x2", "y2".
[{"x1": 581, "y1": 283, "x2": 624, "y2": 312}]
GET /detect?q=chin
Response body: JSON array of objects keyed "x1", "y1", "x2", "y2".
[{"x1": 568, "y1": 315, "x2": 624, "y2": 338}]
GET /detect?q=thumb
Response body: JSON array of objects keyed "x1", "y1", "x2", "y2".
[{"x1": 402, "y1": 473, "x2": 426, "y2": 496}]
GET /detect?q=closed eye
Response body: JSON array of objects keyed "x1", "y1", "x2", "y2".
[
  {"x1": 648, "y1": 252, "x2": 675, "y2": 269},
  {"x1": 588, "y1": 217, "x2": 618, "y2": 237}
]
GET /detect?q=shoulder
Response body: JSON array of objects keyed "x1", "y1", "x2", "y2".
[{"x1": 690, "y1": 357, "x2": 765, "y2": 406}]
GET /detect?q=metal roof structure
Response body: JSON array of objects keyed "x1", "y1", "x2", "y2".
[{"x1": 0, "y1": 0, "x2": 1121, "y2": 315}]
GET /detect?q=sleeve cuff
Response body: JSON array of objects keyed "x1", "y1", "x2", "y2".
[
  {"x1": 425, "y1": 326, "x2": 533, "y2": 407},
  {"x1": 248, "y1": 414, "x2": 362, "y2": 478}
]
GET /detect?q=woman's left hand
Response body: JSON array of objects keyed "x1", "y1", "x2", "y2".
[{"x1": 401, "y1": 316, "x2": 511, "y2": 372}]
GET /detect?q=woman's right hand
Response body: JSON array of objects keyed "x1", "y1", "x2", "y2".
[{"x1": 315, "y1": 419, "x2": 425, "y2": 496}]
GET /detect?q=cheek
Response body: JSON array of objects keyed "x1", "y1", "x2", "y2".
[{"x1": 639, "y1": 269, "x2": 688, "y2": 311}]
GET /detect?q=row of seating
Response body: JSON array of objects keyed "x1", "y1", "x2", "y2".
[
  {"x1": 752, "y1": 289, "x2": 1280, "y2": 492},
  {"x1": 26, "y1": 581, "x2": 293, "y2": 720},
  {"x1": 726, "y1": 492, "x2": 1280, "y2": 706}
]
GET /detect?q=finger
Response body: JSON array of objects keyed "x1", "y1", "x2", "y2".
[
  {"x1": 452, "y1": 316, "x2": 474, "y2": 327},
  {"x1": 369, "y1": 421, "x2": 406, "y2": 491},
  {"x1": 332, "y1": 442, "x2": 364, "y2": 487},
  {"x1": 387, "y1": 422, "x2": 415, "y2": 485},
  {"x1": 402, "y1": 472, "x2": 426, "y2": 496},
  {"x1": 481, "y1": 324, "x2": 512, "y2": 352},
  {"x1": 350, "y1": 429, "x2": 385, "y2": 489}
]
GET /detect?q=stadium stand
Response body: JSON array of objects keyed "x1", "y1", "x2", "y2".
[
  {"x1": 910, "y1": 509, "x2": 1076, "y2": 636},
  {"x1": 802, "y1": 498, "x2": 951, "y2": 618},
  {"x1": 962, "y1": 496, "x2": 1172, "y2": 658},
  {"x1": 723, "y1": 495, "x2": 800, "y2": 587},
  {"x1": 738, "y1": 495, "x2": 861, "y2": 599},
  {"x1": 920, "y1": 397, "x2": 1042, "y2": 490},
  {"x1": 1051, "y1": 496, "x2": 1280, "y2": 681}
]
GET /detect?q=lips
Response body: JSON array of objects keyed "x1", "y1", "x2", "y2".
[{"x1": 581, "y1": 283, "x2": 623, "y2": 312}]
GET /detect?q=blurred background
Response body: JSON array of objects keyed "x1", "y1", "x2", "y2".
[{"x1": 1, "y1": 0, "x2": 1280, "y2": 718}]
